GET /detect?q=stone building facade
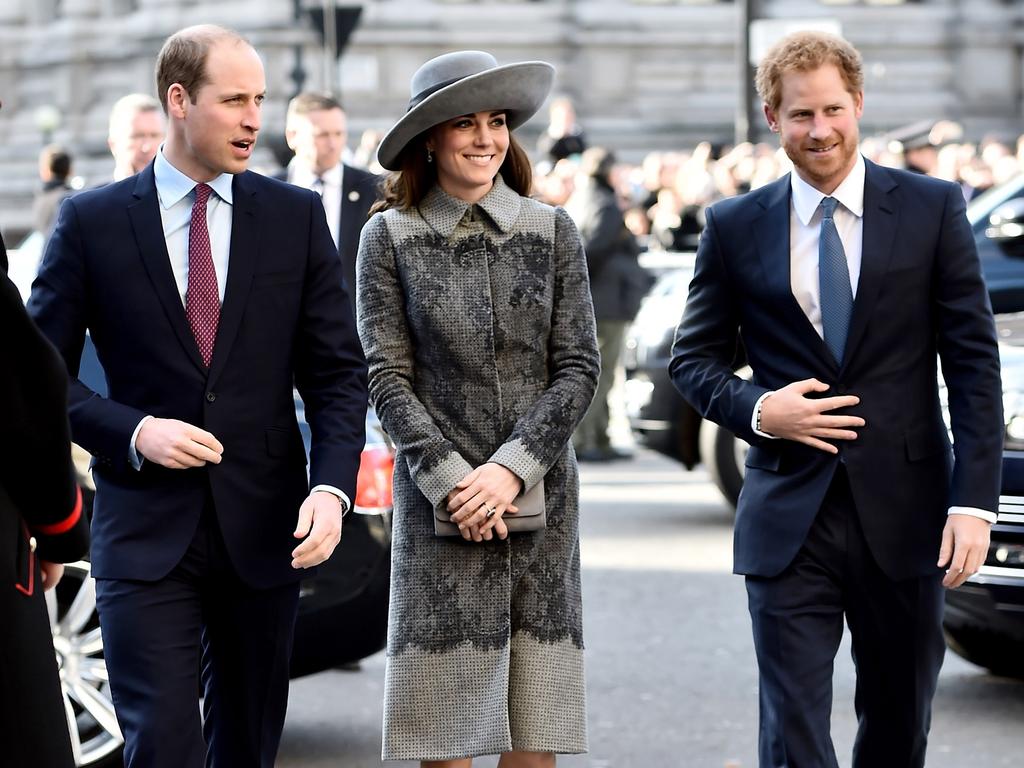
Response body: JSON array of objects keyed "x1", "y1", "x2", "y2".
[{"x1": 1, "y1": 0, "x2": 1022, "y2": 235}]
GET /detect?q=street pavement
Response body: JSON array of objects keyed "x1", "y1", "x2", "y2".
[{"x1": 277, "y1": 449, "x2": 1024, "y2": 768}]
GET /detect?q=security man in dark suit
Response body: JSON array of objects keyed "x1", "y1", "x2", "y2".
[
  {"x1": 276, "y1": 91, "x2": 379, "y2": 298},
  {"x1": 28, "y1": 26, "x2": 367, "y2": 768},
  {"x1": 670, "y1": 32, "x2": 1002, "y2": 768},
  {"x1": 1, "y1": 228, "x2": 89, "y2": 768}
]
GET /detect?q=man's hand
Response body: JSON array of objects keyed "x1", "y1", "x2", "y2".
[
  {"x1": 759, "y1": 378, "x2": 865, "y2": 453},
  {"x1": 292, "y1": 491, "x2": 343, "y2": 569},
  {"x1": 136, "y1": 418, "x2": 224, "y2": 469},
  {"x1": 40, "y1": 561, "x2": 64, "y2": 592},
  {"x1": 938, "y1": 514, "x2": 991, "y2": 589}
]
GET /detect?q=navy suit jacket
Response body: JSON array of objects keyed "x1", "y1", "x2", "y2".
[
  {"x1": 28, "y1": 165, "x2": 368, "y2": 589},
  {"x1": 670, "y1": 159, "x2": 1003, "y2": 580}
]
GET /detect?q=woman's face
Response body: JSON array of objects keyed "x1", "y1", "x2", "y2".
[{"x1": 427, "y1": 111, "x2": 509, "y2": 203}]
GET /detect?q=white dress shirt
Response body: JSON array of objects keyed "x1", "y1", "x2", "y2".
[
  {"x1": 290, "y1": 161, "x2": 343, "y2": 249},
  {"x1": 750, "y1": 155, "x2": 994, "y2": 523}
]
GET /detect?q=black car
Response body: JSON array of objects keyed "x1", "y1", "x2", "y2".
[
  {"x1": 942, "y1": 327, "x2": 1024, "y2": 678},
  {"x1": 967, "y1": 173, "x2": 1024, "y2": 314},
  {"x1": 43, "y1": 338, "x2": 392, "y2": 768},
  {"x1": 623, "y1": 255, "x2": 748, "y2": 506}
]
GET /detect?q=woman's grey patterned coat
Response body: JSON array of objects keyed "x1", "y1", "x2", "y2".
[{"x1": 356, "y1": 176, "x2": 600, "y2": 761}]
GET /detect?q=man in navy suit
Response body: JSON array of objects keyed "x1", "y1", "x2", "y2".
[
  {"x1": 670, "y1": 32, "x2": 1002, "y2": 767},
  {"x1": 275, "y1": 91, "x2": 379, "y2": 298},
  {"x1": 29, "y1": 25, "x2": 367, "y2": 768}
]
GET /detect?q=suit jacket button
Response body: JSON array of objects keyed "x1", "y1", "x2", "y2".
[{"x1": 206, "y1": 392, "x2": 217, "y2": 403}]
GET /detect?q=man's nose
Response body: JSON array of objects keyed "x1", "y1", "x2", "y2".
[
  {"x1": 243, "y1": 103, "x2": 261, "y2": 131},
  {"x1": 809, "y1": 114, "x2": 831, "y2": 139}
]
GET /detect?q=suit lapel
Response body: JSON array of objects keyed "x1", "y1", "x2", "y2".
[
  {"x1": 752, "y1": 175, "x2": 836, "y2": 370},
  {"x1": 128, "y1": 166, "x2": 206, "y2": 372},
  {"x1": 339, "y1": 167, "x2": 358, "y2": 259},
  {"x1": 208, "y1": 172, "x2": 259, "y2": 388},
  {"x1": 842, "y1": 160, "x2": 899, "y2": 370}
]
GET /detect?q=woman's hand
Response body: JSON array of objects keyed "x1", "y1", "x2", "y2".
[{"x1": 447, "y1": 463, "x2": 523, "y2": 541}]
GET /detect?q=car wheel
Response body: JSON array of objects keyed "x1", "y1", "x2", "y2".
[
  {"x1": 944, "y1": 625, "x2": 1024, "y2": 679},
  {"x1": 47, "y1": 561, "x2": 125, "y2": 768},
  {"x1": 699, "y1": 419, "x2": 747, "y2": 509}
]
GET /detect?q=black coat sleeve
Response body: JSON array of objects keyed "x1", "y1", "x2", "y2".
[{"x1": 0, "y1": 267, "x2": 88, "y2": 563}]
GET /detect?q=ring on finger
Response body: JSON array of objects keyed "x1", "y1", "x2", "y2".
[{"x1": 484, "y1": 504, "x2": 496, "y2": 520}]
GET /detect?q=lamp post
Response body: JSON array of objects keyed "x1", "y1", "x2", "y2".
[{"x1": 34, "y1": 104, "x2": 61, "y2": 146}]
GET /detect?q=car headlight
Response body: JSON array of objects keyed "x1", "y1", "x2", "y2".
[{"x1": 988, "y1": 542, "x2": 1024, "y2": 568}]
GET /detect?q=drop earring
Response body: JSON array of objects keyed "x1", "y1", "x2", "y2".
[{"x1": 426, "y1": 148, "x2": 434, "y2": 163}]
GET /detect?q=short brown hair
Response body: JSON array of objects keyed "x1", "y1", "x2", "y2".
[
  {"x1": 155, "y1": 24, "x2": 250, "y2": 113},
  {"x1": 755, "y1": 31, "x2": 864, "y2": 113},
  {"x1": 371, "y1": 132, "x2": 533, "y2": 213},
  {"x1": 287, "y1": 92, "x2": 344, "y2": 121}
]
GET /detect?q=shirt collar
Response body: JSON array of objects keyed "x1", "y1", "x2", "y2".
[
  {"x1": 790, "y1": 153, "x2": 865, "y2": 225},
  {"x1": 290, "y1": 160, "x2": 343, "y2": 188},
  {"x1": 154, "y1": 147, "x2": 234, "y2": 209},
  {"x1": 419, "y1": 175, "x2": 522, "y2": 237}
]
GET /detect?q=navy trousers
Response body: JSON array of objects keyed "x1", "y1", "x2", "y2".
[
  {"x1": 745, "y1": 468, "x2": 946, "y2": 768},
  {"x1": 95, "y1": 506, "x2": 300, "y2": 768}
]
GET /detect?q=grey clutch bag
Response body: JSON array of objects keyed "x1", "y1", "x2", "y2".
[{"x1": 434, "y1": 478, "x2": 546, "y2": 537}]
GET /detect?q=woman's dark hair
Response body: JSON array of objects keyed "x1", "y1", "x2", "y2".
[{"x1": 371, "y1": 130, "x2": 534, "y2": 214}]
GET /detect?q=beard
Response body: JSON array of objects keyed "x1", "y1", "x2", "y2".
[{"x1": 783, "y1": 130, "x2": 860, "y2": 191}]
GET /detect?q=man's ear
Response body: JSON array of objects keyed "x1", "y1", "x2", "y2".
[
  {"x1": 763, "y1": 103, "x2": 779, "y2": 133},
  {"x1": 166, "y1": 84, "x2": 189, "y2": 119}
]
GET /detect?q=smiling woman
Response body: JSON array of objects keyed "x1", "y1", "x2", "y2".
[
  {"x1": 426, "y1": 110, "x2": 511, "y2": 203},
  {"x1": 357, "y1": 50, "x2": 600, "y2": 768}
]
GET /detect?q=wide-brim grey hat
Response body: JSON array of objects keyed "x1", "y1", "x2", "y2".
[{"x1": 376, "y1": 50, "x2": 555, "y2": 171}]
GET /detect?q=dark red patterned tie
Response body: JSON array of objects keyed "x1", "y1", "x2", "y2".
[{"x1": 186, "y1": 183, "x2": 220, "y2": 366}]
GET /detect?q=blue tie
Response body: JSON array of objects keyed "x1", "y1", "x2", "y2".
[{"x1": 818, "y1": 196, "x2": 853, "y2": 364}]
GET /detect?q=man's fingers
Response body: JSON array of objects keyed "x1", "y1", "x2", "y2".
[
  {"x1": 797, "y1": 436, "x2": 839, "y2": 454},
  {"x1": 184, "y1": 425, "x2": 224, "y2": 455},
  {"x1": 937, "y1": 524, "x2": 954, "y2": 568},
  {"x1": 809, "y1": 428, "x2": 860, "y2": 441},
  {"x1": 792, "y1": 378, "x2": 831, "y2": 394},
  {"x1": 294, "y1": 500, "x2": 314, "y2": 538},
  {"x1": 809, "y1": 395, "x2": 862, "y2": 413}
]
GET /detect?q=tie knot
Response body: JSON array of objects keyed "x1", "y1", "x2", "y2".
[
  {"x1": 194, "y1": 183, "x2": 212, "y2": 205},
  {"x1": 820, "y1": 196, "x2": 839, "y2": 219}
]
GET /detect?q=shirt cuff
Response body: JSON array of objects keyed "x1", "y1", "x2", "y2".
[
  {"x1": 310, "y1": 484, "x2": 352, "y2": 517},
  {"x1": 129, "y1": 415, "x2": 154, "y2": 470},
  {"x1": 948, "y1": 506, "x2": 998, "y2": 524},
  {"x1": 751, "y1": 391, "x2": 778, "y2": 439}
]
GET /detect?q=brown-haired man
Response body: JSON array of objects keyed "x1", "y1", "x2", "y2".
[
  {"x1": 29, "y1": 24, "x2": 368, "y2": 768},
  {"x1": 276, "y1": 91, "x2": 379, "y2": 297},
  {"x1": 670, "y1": 31, "x2": 1002, "y2": 767}
]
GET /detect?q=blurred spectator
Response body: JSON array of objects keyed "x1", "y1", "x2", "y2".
[
  {"x1": 107, "y1": 93, "x2": 165, "y2": 181},
  {"x1": 533, "y1": 156, "x2": 578, "y2": 206},
  {"x1": 537, "y1": 95, "x2": 587, "y2": 163},
  {"x1": 278, "y1": 91, "x2": 380, "y2": 295},
  {"x1": 567, "y1": 147, "x2": 650, "y2": 462},
  {"x1": 32, "y1": 144, "x2": 73, "y2": 236}
]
